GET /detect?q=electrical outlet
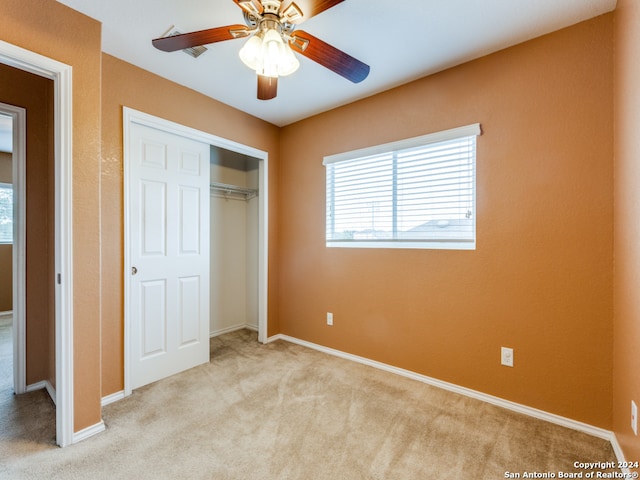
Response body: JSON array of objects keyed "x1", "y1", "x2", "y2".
[
  {"x1": 501, "y1": 347, "x2": 514, "y2": 367},
  {"x1": 327, "y1": 312, "x2": 333, "y2": 326},
  {"x1": 632, "y1": 400, "x2": 638, "y2": 436}
]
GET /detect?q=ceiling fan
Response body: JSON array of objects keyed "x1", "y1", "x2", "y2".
[{"x1": 152, "y1": 0, "x2": 370, "y2": 100}]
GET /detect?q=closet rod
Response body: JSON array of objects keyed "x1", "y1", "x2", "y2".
[{"x1": 209, "y1": 181, "x2": 258, "y2": 200}]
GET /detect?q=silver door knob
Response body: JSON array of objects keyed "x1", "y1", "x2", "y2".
[{"x1": 131, "y1": 266, "x2": 138, "y2": 275}]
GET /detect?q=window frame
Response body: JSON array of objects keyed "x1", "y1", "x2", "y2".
[{"x1": 323, "y1": 123, "x2": 481, "y2": 250}]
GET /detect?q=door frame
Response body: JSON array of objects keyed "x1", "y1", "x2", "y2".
[
  {"x1": 123, "y1": 107, "x2": 269, "y2": 396},
  {"x1": 0, "y1": 40, "x2": 74, "y2": 448},
  {"x1": 0, "y1": 102, "x2": 26, "y2": 396}
]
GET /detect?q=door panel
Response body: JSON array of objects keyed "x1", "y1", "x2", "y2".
[
  {"x1": 141, "y1": 181, "x2": 167, "y2": 256},
  {"x1": 179, "y1": 186, "x2": 200, "y2": 254},
  {"x1": 141, "y1": 279, "x2": 167, "y2": 357},
  {"x1": 128, "y1": 122, "x2": 210, "y2": 390},
  {"x1": 178, "y1": 276, "x2": 200, "y2": 345}
]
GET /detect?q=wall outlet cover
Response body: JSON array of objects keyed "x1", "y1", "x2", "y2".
[
  {"x1": 632, "y1": 400, "x2": 638, "y2": 436},
  {"x1": 501, "y1": 347, "x2": 514, "y2": 367},
  {"x1": 327, "y1": 312, "x2": 333, "y2": 326}
]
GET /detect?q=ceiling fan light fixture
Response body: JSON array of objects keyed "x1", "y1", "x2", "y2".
[
  {"x1": 261, "y1": 28, "x2": 285, "y2": 77},
  {"x1": 153, "y1": 0, "x2": 369, "y2": 101},
  {"x1": 238, "y1": 33, "x2": 264, "y2": 70},
  {"x1": 277, "y1": 43, "x2": 300, "y2": 76},
  {"x1": 239, "y1": 27, "x2": 299, "y2": 78}
]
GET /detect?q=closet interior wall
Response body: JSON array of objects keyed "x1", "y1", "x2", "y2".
[{"x1": 209, "y1": 146, "x2": 259, "y2": 336}]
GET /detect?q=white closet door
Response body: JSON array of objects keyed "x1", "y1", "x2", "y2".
[{"x1": 128, "y1": 122, "x2": 210, "y2": 390}]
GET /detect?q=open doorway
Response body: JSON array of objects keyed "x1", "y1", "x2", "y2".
[
  {"x1": 0, "y1": 40, "x2": 74, "y2": 446},
  {"x1": 0, "y1": 94, "x2": 58, "y2": 440},
  {"x1": 0, "y1": 86, "x2": 54, "y2": 402}
]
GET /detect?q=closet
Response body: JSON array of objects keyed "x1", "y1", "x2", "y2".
[{"x1": 209, "y1": 146, "x2": 259, "y2": 336}]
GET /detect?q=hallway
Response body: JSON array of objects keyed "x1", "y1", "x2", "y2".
[{"x1": 0, "y1": 312, "x2": 56, "y2": 463}]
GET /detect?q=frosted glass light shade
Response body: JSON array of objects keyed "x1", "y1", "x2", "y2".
[
  {"x1": 239, "y1": 34, "x2": 263, "y2": 71},
  {"x1": 277, "y1": 43, "x2": 299, "y2": 76},
  {"x1": 239, "y1": 28, "x2": 299, "y2": 78},
  {"x1": 261, "y1": 29, "x2": 284, "y2": 77}
]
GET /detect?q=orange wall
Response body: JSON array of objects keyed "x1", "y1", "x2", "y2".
[
  {"x1": 613, "y1": 0, "x2": 640, "y2": 463},
  {"x1": 0, "y1": 63, "x2": 55, "y2": 387},
  {"x1": 0, "y1": 0, "x2": 103, "y2": 431},
  {"x1": 100, "y1": 54, "x2": 281, "y2": 396},
  {"x1": 0, "y1": 0, "x2": 624, "y2": 442},
  {"x1": 279, "y1": 15, "x2": 614, "y2": 428}
]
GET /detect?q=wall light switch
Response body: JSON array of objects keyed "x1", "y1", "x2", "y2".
[
  {"x1": 501, "y1": 347, "x2": 514, "y2": 367},
  {"x1": 632, "y1": 400, "x2": 637, "y2": 436}
]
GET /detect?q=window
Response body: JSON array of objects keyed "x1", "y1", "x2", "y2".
[
  {"x1": 324, "y1": 124, "x2": 481, "y2": 250},
  {"x1": 0, "y1": 183, "x2": 13, "y2": 244}
]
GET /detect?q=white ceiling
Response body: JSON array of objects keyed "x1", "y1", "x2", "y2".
[{"x1": 48, "y1": 0, "x2": 614, "y2": 127}]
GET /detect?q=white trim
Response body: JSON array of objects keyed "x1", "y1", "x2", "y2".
[
  {"x1": 265, "y1": 334, "x2": 283, "y2": 344},
  {"x1": 72, "y1": 420, "x2": 106, "y2": 444},
  {"x1": 0, "y1": 103, "x2": 26, "y2": 396},
  {"x1": 123, "y1": 107, "x2": 269, "y2": 396},
  {"x1": 610, "y1": 434, "x2": 632, "y2": 475},
  {"x1": 101, "y1": 390, "x2": 125, "y2": 407},
  {"x1": 25, "y1": 380, "x2": 46, "y2": 392},
  {"x1": 0, "y1": 310, "x2": 13, "y2": 317},
  {"x1": 327, "y1": 240, "x2": 476, "y2": 250},
  {"x1": 275, "y1": 334, "x2": 614, "y2": 441},
  {"x1": 0, "y1": 40, "x2": 75, "y2": 448},
  {"x1": 209, "y1": 324, "x2": 259, "y2": 338},
  {"x1": 25, "y1": 380, "x2": 56, "y2": 405},
  {"x1": 210, "y1": 325, "x2": 247, "y2": 337},
  {"x1": 257, "y1": 156, "x2": 268, "y2": 344},
  {"x1": 45, "y1": 381, "x2": 56, "y2": 405},
  {"x1": 323, "y1": 123, "x2": 482, "y2": 166}
]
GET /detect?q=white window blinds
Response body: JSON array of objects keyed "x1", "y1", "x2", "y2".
[{"x1": 324, "y1": 124, "x2": 481, "y2": 249}]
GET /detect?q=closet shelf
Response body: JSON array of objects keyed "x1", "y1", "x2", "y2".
[{"x1": 210, "y1": 182, "x2": 258, "y2": 200}]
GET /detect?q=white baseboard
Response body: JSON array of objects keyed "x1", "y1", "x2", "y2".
[
  {"x1": 274, "y1": 334, "x2": 617, "y2": 444},
  {"x1": 72, "y1": 420, "x2": 105, "y2": 444},
  {"x1": 44, "y1": 381, "x2": 56, "y2": 405},
  {"x1": 101, "y1": 390, "x2": 125, "y2": 407},
  {"x1": 26, "y1": 380, "x2": 56, "y2": 405},
  {"x1": 210, "y1": 323, "x2": 259, "y2": 338},
  {"x1": 100, "y1": 326, "x2": 261, "y2": 408},
  {"x1": 609, "y1": 434, "x2": 631, "y2": 475},
  {"x1": 25, "y1": 380, "x2": 46, "y2": 393}
]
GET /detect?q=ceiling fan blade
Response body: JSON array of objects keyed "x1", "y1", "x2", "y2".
[
  {"x1": 282, "y1": 0, "x2": 345, "y2": 24},
  {"x1": 290, "y1": 30, "x2": 370, "y2": 83},
  {"x1": 257, "y1": 75, "x2": 278, "y2": 100},
  {"x1": 152, "y1": 25, "x2": 250, "y2": 52}
]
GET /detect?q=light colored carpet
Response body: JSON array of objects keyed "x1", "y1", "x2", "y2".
[{"x1": 0, "y1": 328, "x2": 617, "y2": 479}]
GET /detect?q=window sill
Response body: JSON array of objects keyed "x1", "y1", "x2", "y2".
[{"x1": 326, "y1": 241, "x2": 476, "y2": 250}]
